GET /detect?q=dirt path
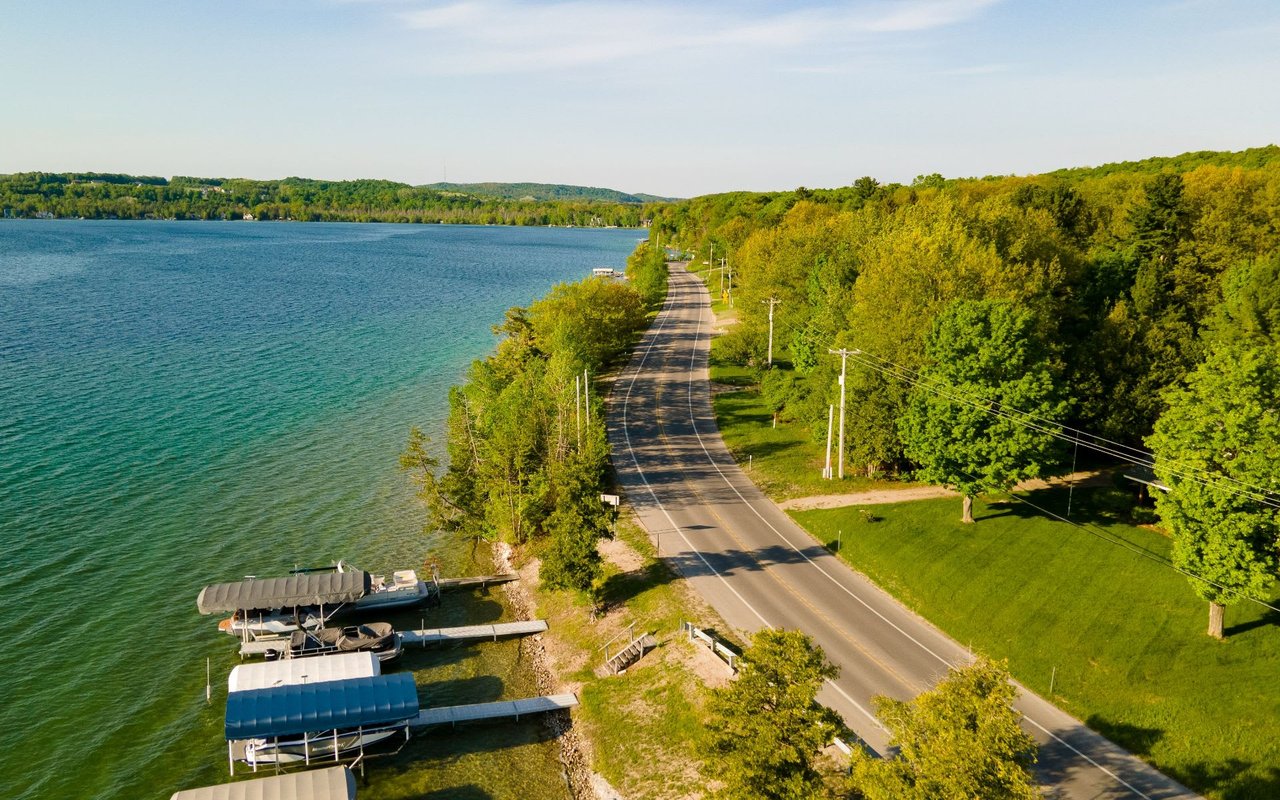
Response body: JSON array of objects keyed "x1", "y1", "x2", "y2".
[
  {"x1": 777, "y1": 485, "x2": 955, "y2": 511},
  {"x1": 777, "y1": 470, "x2": 1113, "y2": 512}
]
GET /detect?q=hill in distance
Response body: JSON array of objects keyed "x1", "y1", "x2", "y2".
[{"x1": 423, "y1": 181, "x2": 678, "y2": 204}]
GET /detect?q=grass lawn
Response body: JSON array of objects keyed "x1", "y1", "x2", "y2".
[
  {"x1": 532, "y1": 517, "x2": 732, "y2": 799},
  {"x1": 708, "y1": 335, "x2": 899, "y2": 500},
  {"x1": 792, "y1": 487, "x2": 1280, "y2": 800}
]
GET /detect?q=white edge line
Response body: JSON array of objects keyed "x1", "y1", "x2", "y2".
[
  {"x1": 679, "y1": 274, "x2": 1158, "y2": 799},
  {"x1": 615, "y1": 268, "x2": 884, "y2": 731}
]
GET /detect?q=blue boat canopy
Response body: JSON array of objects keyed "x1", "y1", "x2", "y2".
[{"x1": 225, "y1": 674, "x2": 419, "y2": 740}]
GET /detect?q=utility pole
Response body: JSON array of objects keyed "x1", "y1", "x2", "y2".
[
  {"x1": 726, "y1": 255, "x2": 733, "y2": 307},
  {"x1": 583, "y1": 369, "x2": 590, "y2": 428},
  {"x1": 828, "y1": 348, "x2": 858, "y2": 480},
  {"x1": 575, "y1": 374, "x2": 582, "y2": 448},
  {"x1": 824, "y1": 403, "x2": 834, "y2": 479},
  {"x1": 762, "y1": 296, "x2": 781, "y2": 366}
]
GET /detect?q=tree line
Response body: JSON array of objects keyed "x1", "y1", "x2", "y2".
[
  {"x1": 651, "y1": 146, "x2": 1280, "y2": 639},
  {"x1": 400, "y1": 242, "x2": 668, "y2": 602},
  {"x1": 0, "y1": 172, "x2": 651, "y2": 227}
]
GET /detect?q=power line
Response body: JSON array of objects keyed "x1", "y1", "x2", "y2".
[
  {"x1": 848, "y1": 346, "x2": 1280, "y2": 502},
  {"x1": 844, "y1": 348, "x2": 1280, "y2": 511},
  {"x1": 760, "y1": 305, "x2": 1280, "y2": 509},
  {"x1": 688, "y1": 268, "x2": 1280, "y2": 612}
]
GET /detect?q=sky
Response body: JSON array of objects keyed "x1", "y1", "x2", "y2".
[{"x1": 2, "y1": 0, "x2": 1278, "y2": 197}]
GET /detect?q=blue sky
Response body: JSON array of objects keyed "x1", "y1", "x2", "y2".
[{"x1": 2, "y1": 1, "x2": 1278, "y2": 197}]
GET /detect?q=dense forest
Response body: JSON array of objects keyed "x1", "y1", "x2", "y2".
[
  {"x1": 650, "y1": 144, "x2": 1280, "y2": 457},
  {"x1": 650, "y1": 145, "x2": 1280, "y2": 637},
  {"x1": 0, "y1": 172, "x2": 651, "y2": 227}
]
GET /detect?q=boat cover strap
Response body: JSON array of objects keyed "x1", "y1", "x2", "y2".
[
  {"x1": 170, "y1": 765, "x2": 356, "y2": 800},
  {"x1": 197, "y1": 570, "x2": 370, "y2": 614},
  {"x1": 224, "y1": 673, "x2": 419, "y2": 739}
]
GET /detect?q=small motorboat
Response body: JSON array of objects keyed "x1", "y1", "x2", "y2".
[
  {"x1": 242, "y1": 725, "x2": 408, "y2": 766},
  {"x1": 287, "y1": 622, "x2": 402, "y2": 662},
  {"x1": 335, "y1": 561, "x2": 435, "y2": 612},
  {"x1": 217, "y1": 608, "x2": 325, "y2": 638}
]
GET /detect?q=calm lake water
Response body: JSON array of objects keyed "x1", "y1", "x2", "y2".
[{"x1": 0, "y1": 220, "x2": 643, "y2": 800}]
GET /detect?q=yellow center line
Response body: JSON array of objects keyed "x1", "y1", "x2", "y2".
[{"x1": 646, "y1": 274, "x2": 925, "y2": 697}]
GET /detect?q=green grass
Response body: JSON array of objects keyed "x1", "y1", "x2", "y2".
[
  {"x1": 792, "y1": 487, "x2": 1280, "y2": 800},
  {"x1": 532, "y1": 517, "x2": 729, "y2": 799},
  {"x1": 708, "y1": 339, "x2": 898, "y2": 500}
]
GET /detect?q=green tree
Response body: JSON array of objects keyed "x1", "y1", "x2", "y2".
[
  {"x1": 848, "y1": 659, "x2": 1040, "y2": 800},
  {"x1": 528, "y1": 278, "x2": 647, "y2": 373},
  {"x1": 1146, "y1": 343, "x2": 1280, "y2": 639},
  {"x1": 702, "y1": 629, "x2": 841, "y2": 800},
  {"x1": 899, "y1": 300, "x2": 1067, "y2": 522},
  {"x1": 1205, "y1": 254, "x2": 1280, "y2": 347},
  {"x1": 624, "y1": 240, "x2": 668, "y2": 310}
]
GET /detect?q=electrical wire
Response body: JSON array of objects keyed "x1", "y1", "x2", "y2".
[
  {"x1": 754, "y1": 307, "x2": 1280, "y2": 510},
  {"x1": 702, "y1": 284, "x2": 1280, "y2": 611}
]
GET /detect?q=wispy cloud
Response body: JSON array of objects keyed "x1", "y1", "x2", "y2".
[
  {"x1": 390, "y1": 0, "x2": 1003, "y2": 74},
  {"x1": 939, "y1": 63, "x2": 1010, "y2": 76}
]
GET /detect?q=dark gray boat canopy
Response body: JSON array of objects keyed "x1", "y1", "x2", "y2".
[
  {"x1": 197, "y1": 570, "x2": 371, "y2": 614},
  {"x1": 170, "y1": 765, "x2": 355, "y2": 799}
]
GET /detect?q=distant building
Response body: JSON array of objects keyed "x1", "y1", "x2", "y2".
[{"x1": 591, "y1": 267, "x2": 625, "y2": 280}]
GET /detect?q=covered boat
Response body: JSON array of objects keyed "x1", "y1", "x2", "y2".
[
  {"x1": 225, "y1": 673, "x2": 419, "y2": 772},
  {"x1": 199, "y1": 563, "x2": 436, "y2": 639},
  {"x1": 197, "y1": 570, "x2": 371, "y2": 638},
  {"x1": 170, "y1": 765, "x2": 356, "y2": 800}
]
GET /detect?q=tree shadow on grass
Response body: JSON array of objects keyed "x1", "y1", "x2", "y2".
[
  {"x1": 1085, "y1": 714, "x2": 1164, "y2": 756},
  {"x1": 1225, "y1": 608, "x2": 1280, "y2": 638},
  {"x1": 1166, "y1": 759, "x2": 1280, "y2": 800},
  {"x1": 599, "y1": 558, "x2": 677, "y2": 609},
  {"x1": 729, "y1": 440, "x2": 804, "y2": 460}
]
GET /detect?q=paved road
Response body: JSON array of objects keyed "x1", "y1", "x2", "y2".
[{"x1": 606, "y1": 265, "x2": 1200, "y2": 800}]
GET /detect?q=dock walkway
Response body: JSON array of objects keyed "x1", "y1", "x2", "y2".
[
  {"x1": 412, "y1": 693, "x2": 578, "y2": 728},
  {"x1": 437, "y1": 574, "x2": 518, "y2": 591},
  {"x1": 401, "y1": 619, "x2": 547, "y2": 646}
]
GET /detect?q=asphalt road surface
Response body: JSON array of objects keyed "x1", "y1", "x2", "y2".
[{"x1": 606, "y1": 264, "x2": 1200, "y2": 800}]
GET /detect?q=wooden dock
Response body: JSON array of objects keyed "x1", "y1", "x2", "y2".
[
  {"x1": 400, "y1": 619, "x2": 547, "y2": 646},
  {"x1": 411, "y1": 693, "x2": 578, "y2": 728},
  {"x1": 436, "y1": 574, "x2": 519, "y2": 591}
]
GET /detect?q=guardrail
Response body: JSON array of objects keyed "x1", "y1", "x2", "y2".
[{"x1": 680, "y1": 621, "x2": 741, "y2": 673}]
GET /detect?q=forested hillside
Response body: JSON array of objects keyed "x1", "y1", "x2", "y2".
[
  {"x1": 0, "y1": 172, "x2": 650, "y2": 226},
  {"x1": 424, "y1": 181, "x2": 675, "y2": 204},
  {"x1": 651, "y1": 145, "x2": 1280, "y2": 465}
]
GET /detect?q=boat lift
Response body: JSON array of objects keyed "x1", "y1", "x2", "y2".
[{"x1": 224, "y1": 673, "x2": 420, "y2": 776}]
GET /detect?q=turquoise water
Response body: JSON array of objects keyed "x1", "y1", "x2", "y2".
[{"x1": 0, "y1": 220, "x2": 643, "y2": 800}]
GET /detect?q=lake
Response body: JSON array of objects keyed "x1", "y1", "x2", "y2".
[{"x1": 0, "y1": 220, "x2": 643, "y2": 800}]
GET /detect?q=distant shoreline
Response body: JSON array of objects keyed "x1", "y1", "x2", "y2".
[{"x1": 0, "y1": 216, "x2": 648, "y2": 230}]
